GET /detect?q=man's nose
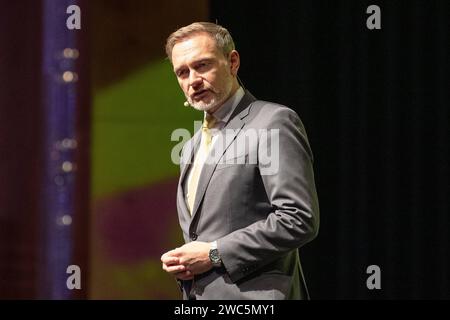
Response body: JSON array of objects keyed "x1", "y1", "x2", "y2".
[{"x1": 188, "y1": 70, "x2": 202, "y2": 88}]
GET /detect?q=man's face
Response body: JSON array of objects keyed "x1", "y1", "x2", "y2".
[{"x1": 171, "y1": 33, "x2": 235, "y2": 112}]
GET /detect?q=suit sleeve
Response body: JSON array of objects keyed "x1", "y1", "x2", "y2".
[{"x1": 217, "y1": 107, "x2": 320, "y2": 283}]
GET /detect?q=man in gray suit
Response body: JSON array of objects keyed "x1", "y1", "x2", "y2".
[{"x1": 161, "y1": 22, "x2": 319, "y2": 300}]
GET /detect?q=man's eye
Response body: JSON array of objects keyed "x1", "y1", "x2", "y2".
[
  {"x1": 177, "y1": 70, "x2": 187, "y2": 77},
  {"x1": 197, "y1": 62, "x2": 209, "y2": 70}
]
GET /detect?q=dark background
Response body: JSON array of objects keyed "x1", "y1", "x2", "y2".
[{"x1": 211, "y1": 0, "x2": 449, "y2": 299}]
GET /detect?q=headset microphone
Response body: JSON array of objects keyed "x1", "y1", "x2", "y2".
[{"x1": 184, "y1": 101, "x2": 190, "y2": 107}]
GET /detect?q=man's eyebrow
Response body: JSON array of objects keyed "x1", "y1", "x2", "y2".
[
  {"x1": 193, "y1": 58, "x2": 213, "y2": 64},
  {"x1": 193, "y1": 58, "x2": 212, "y2": 63},
  {"x1": 174, "y1": 58, "x2": 213, "y2": 74}
]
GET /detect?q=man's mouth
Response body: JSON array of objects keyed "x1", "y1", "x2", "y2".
[{"x1": 192, "y1": 89, "x2": 209, "y2": 100}]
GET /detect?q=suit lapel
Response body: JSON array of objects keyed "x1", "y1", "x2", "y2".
[
  {"x1": 179, "y1": 129, "x2": 201, "y2": 187},
  {"x1": 178, "y1": 129, "x2": 201, "y2": 219},
  {"x1": 189, "y1": 90, "x2": 256, "y2": 223}
]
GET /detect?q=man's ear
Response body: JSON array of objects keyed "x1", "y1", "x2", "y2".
[{"x1": 229, "y1": 50, "x2": 240, "y2": 77}]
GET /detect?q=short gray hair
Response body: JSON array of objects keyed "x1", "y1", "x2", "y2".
[{"x1": 165, "y1": 22, "x2": 235, "y2": 62}]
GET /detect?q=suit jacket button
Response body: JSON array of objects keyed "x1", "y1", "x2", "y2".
[{"x1": 190, "y1": 232, "x2": 198, "y2": 241}]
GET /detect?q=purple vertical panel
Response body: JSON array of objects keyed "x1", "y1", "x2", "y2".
[{"x1": 39, "y1": 0, "x2": 80, "y2": 299}]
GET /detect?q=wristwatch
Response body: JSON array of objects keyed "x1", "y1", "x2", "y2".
[{"x1": 209, "y1": 241, "x2": 222, "y2": 267}]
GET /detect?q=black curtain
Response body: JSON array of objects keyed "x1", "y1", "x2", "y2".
[{"x1": 211, "y1": 0, "x2": 449, "y2": 299}]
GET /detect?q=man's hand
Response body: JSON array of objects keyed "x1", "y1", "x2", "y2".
[
  {"x1": 161, "y1": 241, "x2": 213, "y2": 279},
  {"x1": 161, "y1": 252, "x2": 194, "y2": 280}
]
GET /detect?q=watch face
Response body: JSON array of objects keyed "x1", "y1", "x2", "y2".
[{"x1": 210, "y1": 249, "x2": 220, "y2": 263}]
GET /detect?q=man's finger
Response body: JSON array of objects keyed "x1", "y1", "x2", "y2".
[
  {"x1": 167, "y1": 248, "x2": 182, "y2": 257},
  {"x1": 161, "y1": 252, "x2": 169, "y2": 261},
  {"x1": 161, "y1": 255, "x2": 180, "y2": 265},
  {"x1": 163, "y1": 264, "x2": 186, "y2": 274}
]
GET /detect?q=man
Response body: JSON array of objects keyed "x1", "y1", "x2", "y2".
[{"x1": 161, "y1": 22, "x2": 319, "y2": 300}]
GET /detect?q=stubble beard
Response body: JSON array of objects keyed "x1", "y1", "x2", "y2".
[{"x1": 187, "y1": 80, "x2": 233, "y2": 112}]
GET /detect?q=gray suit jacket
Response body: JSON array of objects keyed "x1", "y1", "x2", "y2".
[{"x1": 176, "y1": 91, "x2": 319, "y2": 300}]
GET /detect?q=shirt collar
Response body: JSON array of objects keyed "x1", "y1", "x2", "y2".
[{"x1": 204, "y1": 86, "x2": 245, "y2": 125}]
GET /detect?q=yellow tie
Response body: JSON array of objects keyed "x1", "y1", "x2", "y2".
[{"x1": 187, "y1": 114, "x2": 217, "y2": 215}]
